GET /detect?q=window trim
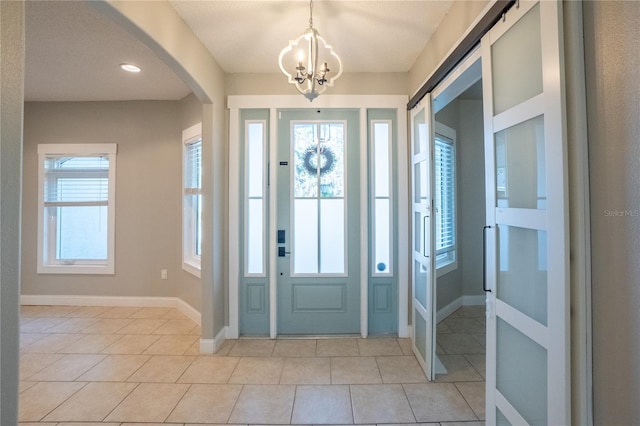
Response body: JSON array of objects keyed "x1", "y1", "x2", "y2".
[
  {"x1": 37, "y1": 143, "x2": 117, "y2": 275},
  {"x1": 434, "y1": 122, "x2": 457, "y2": 276},
  {"x1": 182, "y1": 122, "x2": 202, "y2": 278}
]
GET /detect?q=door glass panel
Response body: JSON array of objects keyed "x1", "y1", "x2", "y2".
[
  {"x1": 247, "y1": 122, "x2": 264, "y2": 197},
  {"x1": 414, "y1": 160, "x2": 428, "y2": 204},
  {"x1": 320, "y1": 199, "x2": 345, "y2": 273},
  {"x1": 414, "y1": 310, "x2": 427, "y2": 360},
  {"x1": 293, "y1": 123, "x2": 318, "y2": 198},
  {"x1": 497, "y1": 225, "x2": 547, "y2": 325},
  {"x1": 491, "y1": 3, "x2": 542, "y2": 115},
  {"x1": 374, "y1": 122, "x2": 391, "y2": 197},
  {"x1": 413, "y1": 107, "x2": 427, "y2": 155},
  {"x1": 374, "y1": 199, "x2": 390, "y2": 273},
  {"x1": 319, "y1": 123, "x2": 345, "y2": 197},
  {"x1": 414, "y1": 212, "x2": 422, "y2": 253},
  {"x1": 495, "y1": 115, "x2": 546, "y2": 209},
  {"x1": 497, "y1": 317, "x2": 547, "y2": 425},
  {"x1": 294, "y1": 199, "x2": 318, "y2": 273},
  {"x1": 414, "y1": 260, "x2": 427, "y2": 308},
  {"x1": 246, "y1": 199, "x2": 264, "y2": 274}
]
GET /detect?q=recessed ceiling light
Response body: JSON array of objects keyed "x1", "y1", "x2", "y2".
[{"x1": 120, "y1": 63, "x2": 141, "y2": 73}]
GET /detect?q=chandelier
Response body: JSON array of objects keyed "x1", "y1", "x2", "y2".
[{"x1": 278, "y1": 0, "x2": 342, "y2": 101}]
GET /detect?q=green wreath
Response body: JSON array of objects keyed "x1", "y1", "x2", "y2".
[{"x1": 303, "y1": 145, "x2": 336, "y2": 176}]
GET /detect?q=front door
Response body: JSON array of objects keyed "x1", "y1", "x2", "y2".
[
  {"x1": 482, "y1": 1, "x2": 570, "y2": 424},
  {"x1": 276, "y1": 109, "x2": 360, "y2": 334}
]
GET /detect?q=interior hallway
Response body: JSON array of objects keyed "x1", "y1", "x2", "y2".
[{"x1": 19, "y1": 305, "x2": 485, "y2": 425}]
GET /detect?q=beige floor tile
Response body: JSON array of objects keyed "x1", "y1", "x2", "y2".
[
  {"x1": 130, "y1": 307, "x2": 171, "y2": 319},
  {"x1": 58, "y1": 333, "x2": 122, "y2": 354},
  {"x1": 280, "y1": 357, "x2": 331, "y2": 385},
  {"x1": 97, "y1": 306, "x2": 143, "y2": 318},
  {"x1": 19, "y1": 333, "x2": 47, "y2": 348},
  {"x1": 404, "y1": 382, "x2": 478, "y2": 423},
  {"x1": 104, "y1": 382, "x2": 189, "y2": 423},
  {"x1": 46, "y1": 317, "x2": 100, "y2": 333},
  {"x1": 316, "y1": 338, "x2": 359, "y2": 357},
  {"x1": 35, "y1": 306, "x2": 82, "y2": 317},
  {"x1": 153, "y1": 319, "x2": 198, "y2": 335},
  {"x1": 438, "y1": 333, "x2": 485, "y2": 355},
  {"x1": 465, "y1": 354, "x2": 486, "y2": 379},
  {"x1": 19, "y1": 353, "x2": 63, "y2": 378},
  {"x1": 28, "y1": 354, "x2": 106, "y2": 381},
  {"x1": 213, "y1": 338, "x2": 237, "y2": 356},
  {"x1": 21, "y1": 305, "x2": 51, "y2": 317},
  {"x1": 19, "y1": 381, "x2": 38, "y2": 393},
  {"x1": 435, "y1": 354, "x2": 483, "y2": 383},
  {"x1": 473, "y1": 333, "x2": 486, "y2": 349},
  {"x1": 18, "y1": 381, "x2": 86, "y2": 422},
  {"x1": 357, "y1": 338, "x2": 404, "y2": 356},
  {"x1": 178, "y1": 356, "x2": 240, "y2": 383},
  {"x1": 78, "y1": 354, "x2": 151, "y2": 382},
  {"x1": 81, "y1": 318, "x2": 134, "y2": 334},
  {"x1": 228, "y1": 357, "x2": 284, "y2": 384},
  {"x1": 21, "y1": 333, "x2": 83, "y2": 353},
  {"x1": 116, "y1": 318, "x2": 168, "y2": 334},
  {"x1": 376, "y1": 356, "x2": 428, "y2": 384},
  {"x1": 444, "y1": 317, "x2": 485, "y2": 334},
  {"x1": 167, "y1": 384, "x2": 242, "y2": 423},
  {"x1": 65, "y1": 306, "x2": 112, "y2": 318},
  {"x1": 127, "y1": 355, "x2": 195, "y2": 383},
  {"x1": 440, "y1": 422, "x2": 485, "y2": 426},
  {"x1": 291, "y1": 384, "x2": 352, "y2": 424},
  {"x1": 161, "y1": 308, "x2": 190, "y2": 320},
  {"x1": 102, "y1": 334, "x2": 161, "y2": 354},
  {"x1": 350, "y1": 384, "x2": 416, "y2": 424},
  {"x1": 228, "y1": 339, "x2": 275, "y2": 357},
  {"x1": 397, "y1": 338, "x2": 414, "y2": 355},
  {"x1": 272, "y1": 339, "x2": 317, "y2": 357},
  {"x1": 142, "y1": 334, "x2": 199, "y2": 355},
  {"x1": 331, "y1": 356, "x2": 382, "y2": 384},
  {"x1": 456, "y1": 381, "x2": 485, "y2": 420},
  {"x1": 450, "y1": 305, "x2": 485, "y2": 318},
  {"x1": 43, "y1": 382, "x2": 138, "y2": 422},
  {"x1": 56, "y1": 423, "x2": 121, "y2": 426},
  {"x1": 438, "y1": 321, "x2": 453, "y2": 334},
  {"x1": 228, "y1": 384, "x2": 295, "y2": 424}
]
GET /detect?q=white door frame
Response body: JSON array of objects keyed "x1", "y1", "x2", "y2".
[{"x1": 228, "y1": 95, "x2": 408, "y2": 339}]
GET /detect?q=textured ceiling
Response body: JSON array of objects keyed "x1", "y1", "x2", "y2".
[{"x1": 25, "y1": 0, "x2": 454, "y2": 101}]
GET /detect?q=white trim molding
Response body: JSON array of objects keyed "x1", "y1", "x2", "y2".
[
  {"x1": 20, "y1": 294, "x2": 201, "y2": 326},
  {"x1": 436, "y1": 295, "x2": 485, "y2": 323},
  {"x1": 199, "y1": 326, "x2": 227, "y2": 354}
]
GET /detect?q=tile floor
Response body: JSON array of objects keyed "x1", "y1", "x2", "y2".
[{"x1": 18, "y1": 304, "x2": 485, "y2": 426}]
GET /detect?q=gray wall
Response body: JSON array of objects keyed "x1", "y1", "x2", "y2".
[
  {"x1": 584, "y1": 1, "x2": 640, "y2": 424},
  {"x1": 1, "y1": 1, "x2": 24, "y2": 423},
  {"x1": 22, "y1": 99, "x2": 203, "y2": 311}
]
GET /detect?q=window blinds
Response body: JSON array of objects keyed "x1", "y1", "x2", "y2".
[
  {"x1": 44, "y1": 156, "x2": 109, "y2": 206},
  {"x1": 184, "y1": 140, "x2": 202, "y2": 194},
  {"x1": 435, "y1": 138, "x2": 455, "y2": 255}
]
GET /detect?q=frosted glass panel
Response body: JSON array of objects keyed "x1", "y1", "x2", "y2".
[
  {"x1": 294, "y1": 199, "x2": 319, "y2": 273},
  {"x1": 374, "y1": 122, "x2": 390, "y2": 197},
  {"x1": 414, "y1": 212, "x2": 422, "y2": 253},
  {"x1": 319, "y1": 123, "x2": 345, "y2": 198},
  {"x1": 495, "y1": 115, "x2": 546, "y2": 209},
  {"x1": 413, "y1": 108, "x2": 427, "y2": 155},
  {"x1": 414, "y1": 161, "x2": 428, "y2": 203},
  {"x1": 293, "y1": 123, "x2": 318, "y2": 198},
  {"x1": 56, "y1": 206, "x2": 108, "y2": 260},
  {"x1": 246, "y1": 199, "x2": 263, "y2": 274},
  {"x1": 497, "y1": 225, "x2": 547, "y2": 325},
  {"x1": 320, "y1": 199, "x2": 345, "y2": 273},
  {"x1": 492, "y1": 3, "x2": 542, "y2": 115},
  {"x1": 374, "y1": 199, "x2": 390, "y2": 273},
  {"x1": 497, "y1": 318, "x2": 547, "y2": 425},
  {"x1": 413, "y1": 260, "x2": 427, "y2": 308},
  {"x1": 247, "y1": 122, "x2": 264, "y2": 197}
]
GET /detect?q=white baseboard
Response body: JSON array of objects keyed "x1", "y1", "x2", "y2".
[
  {"x1": 20, "y1": 294, "x2": 201, "y2": 326},
  {"x1": 436, "y1": 294, "x2": 485, "y2": 323},
  {"x1": 199, "y1": 326, "x2": 228, "y2": 354}
]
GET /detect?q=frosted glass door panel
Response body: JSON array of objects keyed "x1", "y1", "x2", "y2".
[
  {"x1": 497, "y1": 225, "x2": 547, "y2": 325},
  {"x1": 413, "y1": 260, "x2": 427, "y2": 308},
  {"x1": 246, "y1": 199, "x2": 264, "y2": 274},
  {"x1": 320, "y1": 199, "x2": 345, "y2": 273},
  {"x1": 374, "y1": 199, "x2": 390, "y2": 273},
  {"x1": 491, "y1": 3, "x2": 542, "y2": 115},
  {"x1": 497, "y1": 318, "x2": 547, "y2": 425},
  {"x1": 414, "y1": 311, "x2": 427, "y2": 360},
  {"x1": 496, "y1": 409, "x2": 512, "y2": 426},
  {"x1": 414, "y1": 161, "x2": 428, "y2": 203},
  {"x1": 374, "y1": 124, "x2": 391, "y2": 197},
  {"x1": 247, "y1": 123, "x2": 264, "y2": 197},
  {"x1": 294, "y1": 199, "x2": 319, "y2": 273},
  {"x1": 495, "y1": 115, "x2": 546, "y2": 209},
  {"x1": 412, "y1": 107, "x2": 428, "y2": 155}
]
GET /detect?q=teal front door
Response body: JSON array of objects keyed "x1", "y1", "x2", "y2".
[{"x1": 276, "y1": 109, "x2": 360, "y2": 334}]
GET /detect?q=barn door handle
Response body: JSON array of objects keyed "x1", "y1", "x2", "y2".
[{"x1": 483, "y1": 225, "x2": 492, "y2": 292}]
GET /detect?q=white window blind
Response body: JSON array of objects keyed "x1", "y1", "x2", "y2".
[
  {"x1": 184, "y1": 140, "x2": 202, "y2": 195},
  {"x1": 435, "y1": 136, "x2": 455, "y2": 258},
  {"x1": 44, "y1": 156, "x2": 109, "y2": 206}
]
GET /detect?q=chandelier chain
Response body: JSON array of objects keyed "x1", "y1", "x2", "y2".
[{"x1": 309, "y1": 0, "x2": 313, "y2": 28}]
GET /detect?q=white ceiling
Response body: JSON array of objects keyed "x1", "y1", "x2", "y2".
[{"x1": 25, "y1": 0, "x2": 454, "y2": 102}]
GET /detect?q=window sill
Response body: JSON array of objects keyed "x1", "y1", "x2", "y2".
[
  {"x1": 436, "y1": 260, "x2": 457, "y2": 277},
  {"x1": 38, "y1": 264, "x2": 114, "y2": 275},
  {"x1": 182, "y1": 261, "x2": 201, "y2": 279}
]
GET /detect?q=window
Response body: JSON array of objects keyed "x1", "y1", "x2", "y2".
[
  {"x1": 37, "y1": 143, "x2": 117, "y2": 274},
  {"x1": 434, "y1": 126, "x2": 456, "y2": 272},
  {"x1": 245, "y1": 120, "x2": 266, "y2": 276},
  {"x1": 183, "y1": 123, "x2": 202, "y2": 277},
  {"x1": 372, "y1": 120, "x2": 393, "y2": 275}
]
